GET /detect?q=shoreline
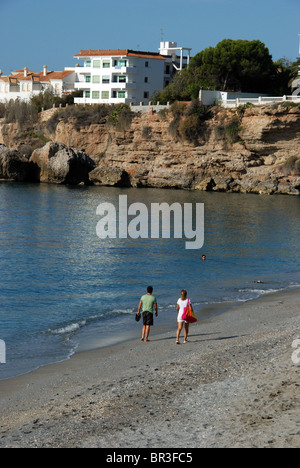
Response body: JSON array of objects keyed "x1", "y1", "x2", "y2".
[
  {"x1": 0, "y1": 297, "x2": 237, "y2": 382},
  {"x1": 0, "y1": 288, "x2": 300, "y2": 448},
  {"x1": 1, "y1": 179, "x2": 300, "y2": 197}
]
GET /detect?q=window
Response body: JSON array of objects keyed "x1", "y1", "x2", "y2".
[
  {"x1": 93, "y1": 60, "x2": 101, "y2": 68},
  {"x1": 119, "y1": 60, "x2": 127, "y2": 67},
  {"x1": 86, "y1": 60, "x2": 91, "y2": 67},
  {"x1": 145, "y1": 61, "x2": 149, "y2": 68},
  {"x1": 103, "y1": 60, "x2": 110, "y2": 68},
  {"x1": 92, "y1": 91, "x2": 100, "y2": 99},
  {"x1": 85, "y1": 91, "x2": 90, "y2": 98},
  {"x1": 92, "y1": 75, "x2": 100, "y2": 83},
  {"x1": 86, "y1": 75, "x2": 91, "y2": 83},
  {"x1": 101, "y1": 91, "x2": 109, "y2": 99},
  {"x1": 118, "y1": 91, "x2": 125, "y2": 98},
  {"x1": 144, "y1": 77, "x2": 148, "y2": 83},
  {"x1": 102, "y1": 76, "x2": 110, "y2": 84},
  {"x1": 144, "y1": 92, "x2": 149, "y2": 99},
  {"x1": 119, "y1": 76, "x2": 126, "y2": 83}
]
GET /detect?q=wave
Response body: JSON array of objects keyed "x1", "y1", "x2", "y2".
[
  {"x1": 238, "y1": 287, "x2": 280, "y2": 296},
  {"x1": 236, "y1": 282, "x2": 300, "y2": 302},
  {"x1": 47, "y1": 307, "x2": 135, "y2": 338},
  {"x1": 46, "y1": 282, "x2": 300, "y2": 340},
  {"x1": 50, "y1": 320, "x2": 87, "y2": 336}
]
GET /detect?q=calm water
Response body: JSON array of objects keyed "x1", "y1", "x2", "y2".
[{"x1": 0, "y1": 183, "x2": 300, "y2": 380}]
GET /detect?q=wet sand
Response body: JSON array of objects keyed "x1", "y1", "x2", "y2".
[{"x1": 0, "y1": 289, "x2": 300, "y2": 448}]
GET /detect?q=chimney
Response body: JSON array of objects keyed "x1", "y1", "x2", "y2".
[
  {"x1": 43, "y1": 65, "x2": 47, "y2": 76},
  {"x1": 24, "y1": 67, "x2": 28, "y2": 77}
]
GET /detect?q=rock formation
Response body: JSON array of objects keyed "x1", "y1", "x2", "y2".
[
  {"x1": 0, "y1": 103, "x2": 299, "y2": 194},
  {"x1": 0, "y1": 144, "x2": 39, "y2": 182},
  {"x1": 29, "y1": 142, "x2": 95, "y2": 185}
]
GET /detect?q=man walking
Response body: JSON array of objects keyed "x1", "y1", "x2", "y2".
[{"x1": 137, "y1": 286, "x2": 158, "y2": 342}]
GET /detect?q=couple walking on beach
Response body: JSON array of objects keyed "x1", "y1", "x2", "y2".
[{"x1": 137, "y1": 286, "x2": 194, "y2": 344}]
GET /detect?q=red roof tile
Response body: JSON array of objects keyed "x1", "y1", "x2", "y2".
[
  {"x1": 74, "y1": 49, "x2": 166, "y2": 60},
  {"x1": 1, "y1": 69, "x2": 74, "y2": 84}
]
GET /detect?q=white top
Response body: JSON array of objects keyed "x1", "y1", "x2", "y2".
[{"x1": 177, "y1": 298, "x2": 191, "y2": 322}]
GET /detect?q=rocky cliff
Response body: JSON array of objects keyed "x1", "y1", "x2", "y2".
[{"x1": 0, "y1": 104, "x2": 299, "y2": 195}]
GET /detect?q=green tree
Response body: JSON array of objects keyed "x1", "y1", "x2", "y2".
[
  {"x1": 289, "y1": 57, "x2": 300, "y2": 88},
  {"x1": 187, "y1": 39, "x2": 277, "y2": 93},
  {"x1": 153, "y1": 39, "x2": 287, "y2": 103},
  {"x1": 273, "y1": 58, "x2": 294, "y2": 95}
]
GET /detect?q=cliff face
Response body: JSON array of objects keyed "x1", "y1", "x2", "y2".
[{"x1": 0, "y1": 104, "x2": 299, "y2": 195}]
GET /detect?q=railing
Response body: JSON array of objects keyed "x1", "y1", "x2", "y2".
[
  {"x1": 222, "y1": 95, "x2": 300, "y2": 108},
  {"x1": 130, "y1": 102, "x2": 170, "y2": 113}
]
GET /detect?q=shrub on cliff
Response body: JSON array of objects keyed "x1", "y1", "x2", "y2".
[
  {"x1": 168, "y1": 100, "x2": 212, "y2": 145},
  {"x1": 214, "y1": 114, "x2": 243, "y2": 147},
  {"x1": 3, "y1": 99, "x2": 39, "y2": 129},
  {"x1": 31, "y1": 91, "x2": 83, "y2": 113},
  {"x1": 46, "y1": 103, "x2": 133, "y2": 134},
  {"x1": 46, "y1": 104, "x2": 112, "y2": 133},
  {"x1": 107, "y1": 104, "x2": 133, "y2": 131},
  {"x1": 0, "y1": 103, "x2": 5, "y2": 119},
  {"x1": 281, "y1": 156, "x2": 300, "y2": 176},
  {"x1": 224, "y1": 117, "x2": 243, "y2": 144}
]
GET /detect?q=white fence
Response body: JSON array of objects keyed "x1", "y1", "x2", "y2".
[
  {"x1": 222, "y1": 95, "x2": 300, "y2": 108},
  {"x1": 130, "y1": 102, "x2": 170, "y2": 113},
  {"x1": 199, "y1": 89, "x2": 300, "y2": 108}
]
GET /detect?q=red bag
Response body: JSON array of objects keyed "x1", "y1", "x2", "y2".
[{"x1": 182, "y1": 299, "x2": 197, "y2": 323}]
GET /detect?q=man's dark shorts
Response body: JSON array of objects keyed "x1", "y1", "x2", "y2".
[{"x1": 143, "y1": 311, "x2": 154, "y2": 326}]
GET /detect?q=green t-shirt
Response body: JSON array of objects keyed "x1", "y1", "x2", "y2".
[{"x1": 140, "y1": 294, "x2": 157, "y2": 314}]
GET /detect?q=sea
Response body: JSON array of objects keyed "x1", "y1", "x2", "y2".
[{"x1": 0, "y1": 182, "x2": 300, "y2": 380}]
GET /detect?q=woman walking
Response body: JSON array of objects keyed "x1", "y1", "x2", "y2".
[{"x1": 176, "y1": 289, "x2": 193, "y2": 344}]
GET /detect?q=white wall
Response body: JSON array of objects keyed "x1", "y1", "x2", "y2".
[
  {"x1": 199, "y1": 89, "x2": 270, "y2": 107},
  {"x1": 74, "y1": 55, "x2": 166, "y2": 105},
  {"x1": 131, "y1": 57, "x2": 165, "y2": 104}
]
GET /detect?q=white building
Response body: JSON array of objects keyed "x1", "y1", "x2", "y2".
[
  {"x1": 74, "y1": 42, "x2": 191, "y2": 105},
  {"x1": 291, "y1": 33, "x2": 300, "y2": 91},
  {"x1": 0, "y1": 66, "x2": 76, "y2": 103},
  {"x1": 159, "y1": 41, "x2": 192, "y2": 71},
  {"x1": 0, "y1": 41, "x2": 191, "y2": 105}
]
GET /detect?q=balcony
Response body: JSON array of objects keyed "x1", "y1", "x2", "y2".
[
  {"x1": 74, "y1": 82, "x2": 91, "y2": 90},
  {"x1": 75, "y1": 66, "x2": 92, "y2": 74},
  {"x1": 74, "y1": 97, "x2": 130, "y2": 105},
  {"x1": 111, "y1": 82, "x2": 136, "y2": 90},
  {"x1": 113, "y1": 66, "x2": 135, "y2": 74},
  {"x1": 125, "y1": 82, "x2": 136, "y2": 89}
]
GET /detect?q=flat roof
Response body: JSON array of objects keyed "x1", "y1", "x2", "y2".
[{"x1": 74, "y1": 49, "x2": 166, "y2": 60}]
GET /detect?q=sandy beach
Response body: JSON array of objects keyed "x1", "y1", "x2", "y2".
[{"x1": 0, "y1": 288, "x2": 300, "y2": 448}]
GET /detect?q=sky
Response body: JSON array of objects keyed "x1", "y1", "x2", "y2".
[{"x1": 0, "y1": 0, "x2": 300, "y2": 75}]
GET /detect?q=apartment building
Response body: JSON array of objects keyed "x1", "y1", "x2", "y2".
[
  {"x1": 0, "y1": 41, "x2": 191, "y2": 105},
  {"x1": 0, "y1": 66, "x2": 76, "y2": 103},
  {"x1": 73, "y1": 42, "x2": 192, "y2": 105}
]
